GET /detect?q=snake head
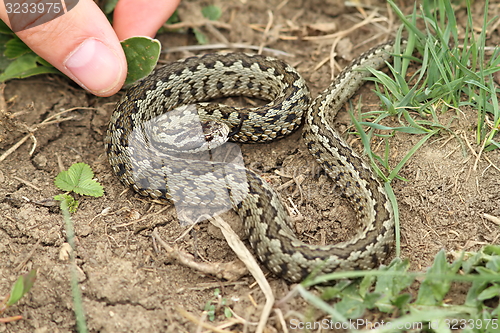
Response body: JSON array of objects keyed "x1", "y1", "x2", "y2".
[{"x1": 142, "y1": 104, "x2": 231, "y2": 153}]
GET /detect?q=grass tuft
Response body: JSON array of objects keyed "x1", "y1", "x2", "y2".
[{"x1": 302, "y1": 0, "x2": 500, "y2": 329}]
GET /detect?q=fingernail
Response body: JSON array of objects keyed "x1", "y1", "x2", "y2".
[{"x1": 64, "y1": 38, "x2": 122, "y2": 94}]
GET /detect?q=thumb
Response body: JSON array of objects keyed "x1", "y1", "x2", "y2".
[{"x1": 0, "y1": 0, "x2": 127, "y2": 97}]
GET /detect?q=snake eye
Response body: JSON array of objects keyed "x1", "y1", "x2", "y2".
[{"x1": 200, "y1": 120, "x2": 231, "y2": 149}]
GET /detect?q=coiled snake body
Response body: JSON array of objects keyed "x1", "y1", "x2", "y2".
[{"x1": 106, "y1": 42, "x2": 396, "y2": 283}]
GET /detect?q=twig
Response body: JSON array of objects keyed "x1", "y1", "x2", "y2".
[
  {"x1": 14, "y1": 239, "x2": 41, "y2": 272},
  {"x1": 12, "y1": 176, "x2": 42, "y2": 191},
  {"x1": 258, "y1": 10, "x2": 274, "y2": 55},
  {"x1": 0, "y1": 315, "x2": 23, "y2": 323},
  {"x1": 204, "y1": 22, "x2": 229, "y2": 44},
  {"x1": 164, "y1": 20, "x2": 231, "y2": 30},
  {"x1": 304, "y1": 10, "x2": 381, "y2": 42},
  {"x1": 0, "y1": 83, "x2": 7, "y2": 111},
  {"x1": 276, "y1": 0, "x2": 289, "y2": 11},
  {"x1": 151, "y1": 228, "x2": 248, "y2": 281},
  {"x1": 329, "y1": 36, "x2": 343, "y2": 80},
  {"x1": 462, "y1": 132, "x2": 484, "y2": 171},
  {"x1": 175, "y1": 307, "x2": 232, "y2": 333},
  {"x1": 0, "y1": 134, "x2": 31, "y2": 163},
  {"x1": 248, "y1": 12, "x2": 384, "y2": 42},
  {"x1": 274, "y1": 308, "x2": 289, "y2": 333},
  {"x1": 111, "y1": 206, "x2": 171, "y2": 229},
  {"x1": 484, "y1": 213, "x2": 500, "y2": 226},
  {"x1": 483, "y1": 154, "x2": 500, "y2": 173},
  {"x1": 0, "y1": 107, "x2": 97, "y2": 163},
  {"x1": 162, "y1": 43, "x2": 294, "y2": 58},
  {"x1": 210, "y1": 215, "x2": 274, "y2": 333}
]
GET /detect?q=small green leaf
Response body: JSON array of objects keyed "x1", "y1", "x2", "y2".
[
  {"x1": 0, "y1": 20, "x2": 13, "y2": 34},
  {"x1": 358, "y1": 274, "x2": 376, "y2": 297},
  {"x1": 54, "y1": 163, "x2": 103, "y2": 198},
  {"x1": 203, "y1": 301, "x2": 211, "y2": 311},
  {"x1": 157, "y1": 11, "x2": 180, "y2": 34},
  {"x1": 6, "y1": 269, "x2": 37, "y2": 306},
  {"x1": 484, "y1": 245, "x2": 500, "y2": 256},
  {"x1": 35, "y1": 56, "x2": 53, "y2": 68},
  {"x1": 477, "y1": 285, "x2": 500, "y2": 301},
  {"x1": 320, "y1": 280, "x2": 351, "y2": 300},
  {"x1": 193, "y1": 28, "x2": 208, "y2": 45},
  {"x1": 166, "y1": 10, "x2": 179, "y2": 24},
  {"x1": 363, "y1": 292, "x2": 383, "y2": 309},
  {"x1": 121, "y1": 37, "x2": 161, "y2": 85},
  {"x1": 201, "y1": 5, "x2": 222, "y2": 21},
  {"x1": 224, "y1": 307, "x2": 232, "y2": 318},
  {"x1": 392, "y1": 293, "x2": 412, "y2": 309},
  {"x1": 0, "y1": 34, "x2": 13, "y2": 71},
  {"x1": 54, "y1": 194, "x2": 79, "y2": 213},
  {"x1": 416, "y1": 250, "x2": 459, "y2": 306},
  {"x1": 334, "y1": 295, "x2": 365, "y2": 319},
  {"x1": 0, "y1": 52, "x2": 59, "y2": 82},
  {"x1": 204, "y1": 303, "x2": 215, "y2": 321},
  {"x1": 474, "y1": 266, "x2": 497, "y2": 276},
  {"x1": 6, "y1": 276, "x2": 24, "y2": 306},
  {"x1": 1, "y1": 64, "x2": 59, "y2": 81},
  {"x1": 54, "y1": 170, "x2": 79, "y2": 192},
  {"x1": 4, "y1": 37, "x2": 32, "y2": 59},
  {"x1": 485, "y1": 256, "x2": 500, "y2": 272},
  {"x1": 461, "y1": 251, "x2": 484, "y2": 274},
  {"x1": 375, "y1": 258, "x2": 413, "y2": 296},
  {"x1": 0, "y1": 52, "x2": 36, "y2": 78},
  {"x1": 73, "y1": 178, "x2": 102, "y2": 197},
  {"x1": 22, "y1": 269, "x2": 37, "y2": 294},
  {"x1": 103, "y1": 0, "x2": 119, "y2": 14}
]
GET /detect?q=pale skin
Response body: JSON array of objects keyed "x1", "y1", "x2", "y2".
[{"x1": 0, "y1": 0, "x2": 180, "y2": 96}]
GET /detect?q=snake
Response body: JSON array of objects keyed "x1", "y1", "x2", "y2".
[{"x1": 105, "y1": 41, "x2": 397, "y2": 283}]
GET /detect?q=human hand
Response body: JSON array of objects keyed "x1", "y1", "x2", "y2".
[{"x1": 0, "y1": 0, "x2": 180, "y2": 96}]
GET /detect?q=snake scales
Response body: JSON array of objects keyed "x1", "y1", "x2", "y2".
[{"x1": 105, "y1": 42, "x2": 396, "y2": 283}]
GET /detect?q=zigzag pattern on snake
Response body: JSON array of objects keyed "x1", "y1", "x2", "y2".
[{"x1": 105, "y1": 42, "x2": 397, "y2": 283}]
